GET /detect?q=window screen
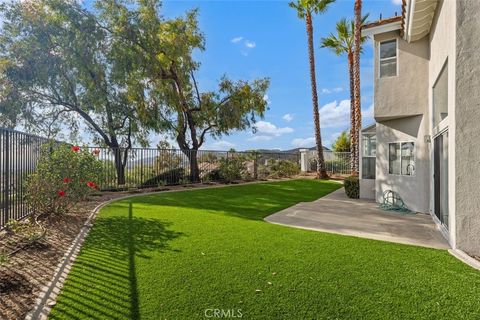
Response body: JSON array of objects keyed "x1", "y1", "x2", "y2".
[
  {"x1": 380, "y1": 40, "x2": 397, "y2": 78},
  {"x1": 389, "y1": 142, "x2": 415, "y2": 176}
]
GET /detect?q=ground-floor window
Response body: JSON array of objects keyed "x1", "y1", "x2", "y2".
[
  {"x1": 362, "y1": 133, "x2": 376, "y2": 179},
  {"x1": 389, "y1": 142, "x2": 415, "y2": 175}
]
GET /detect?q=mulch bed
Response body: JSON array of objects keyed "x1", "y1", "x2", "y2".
[{"x1": 0, "y1": 182, "x2": 220, "y2": 320}]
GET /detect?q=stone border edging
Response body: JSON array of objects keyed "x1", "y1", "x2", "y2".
[
  {"x1": 24, "y1": 179, "x2": 300, "y2": 319},
  {"x1": 448, "y1": 249, "x2": 480, "y2": 271},
  {"x1": 25, "y1": 197, "x2": 114, "y2": 320}
]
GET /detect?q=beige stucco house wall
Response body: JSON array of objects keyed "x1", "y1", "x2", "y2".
[
  {"x1": 454, "y1": 0, "x2": 480, "y2": 256},
  {"x1": 362, "y1": 0, "x2": 480, "y2": 256},
  {"x1": 370, "y1": 28, "x2": 430, "y2": 213},
  {"x1": 427, "y1": 0, "x2": 457, "y2": 248}
]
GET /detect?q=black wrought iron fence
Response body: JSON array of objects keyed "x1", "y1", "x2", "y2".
[
  {"x1": 85, "y1": 147, "x2": 300, "y2": 190},
  {"x1": 0, "y1": 126, "x2": 301, "y2": 228},
  {"x1": 0, "y1": 128, "x2": 51, "y2": 228}
]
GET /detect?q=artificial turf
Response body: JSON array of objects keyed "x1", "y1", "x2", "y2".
[{"x1": 49, "y1": 179, "x2": 480, "y2": 319}]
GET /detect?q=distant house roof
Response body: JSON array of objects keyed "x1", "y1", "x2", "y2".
[{"x1": 361, "y1": 124, "x2": 376, "y2": 133}]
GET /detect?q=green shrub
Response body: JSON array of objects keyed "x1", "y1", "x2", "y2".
[
  {"x1": 25, "y1": 143, "x2": 103, "y2": 216},
  {"x1": 203, "y1": 169, "x2": 221, "y2": 182},
  {"x1": 141, "y1": 168, "x2": 186, "y2": 187},
  {"x1": 219, "y1": 154, "x2": 246, "y2": 183},
  {"x1": 344, "y1": 176, "x2": 359, "y2": 199},
  {"x1": 268, "y1": 159, "x2": 300, "y2": 178}
]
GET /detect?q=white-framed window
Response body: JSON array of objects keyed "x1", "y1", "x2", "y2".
[
  {"x1": 379, "y1": 39, "x2": 397, "y2": 78},
  {"x1": 389, "y1": 142, "x2": 415, "y2": 176},
  {"x1": 362, "y1": 133, "x2": 376, "y2": 179}
]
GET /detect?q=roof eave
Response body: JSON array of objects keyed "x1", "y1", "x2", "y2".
[
  {"x1": 362, "y1": 20, "x2": 402, "y2": 37},
  {"x1": 403, "y1": 0, "x2": 438, "y2": 43}
]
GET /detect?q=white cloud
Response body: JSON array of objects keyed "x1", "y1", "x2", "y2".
[
  {"x1": 392, "y1": 0, "x2": 403, "y2": 5},
  {"x1": 319, "y1": 99, "x2": 351, "y2": 128},
  {"x1": 263, "y1": 94, "x2": 271, "y2": 104},
  {"x1": 282, "y1": 114, "x2": 293, "y2": 122},
  {"x1": 320, "y1": 87, "x2": 344, "y2": 95},
  {"x1": 247, "y1": 135, "x2": 272, "y2": 142},
  {"x1": 244, "y1": 40, "x2": 256, "y2": 48},
  {"x1": 231, "y1": 37, "x2": 256, "y2": 56},
  {"x1": 362, "y1": 104, "x2": 374, "y2": 127},
  {"x1": 324, "y1": 131, "x2": 343, "y2": 149},
  {"x1": 314, "y1": 100, "x2": 374, "y2": 132},
  {"x1": 211, "y1": 140, "x2": 235, "y2": 150},
  {"x1": 231, "y1": 36, "x2": 243, "y2": 43},
  {"x1": 291, "y1": 137, "x2": 315, "y2": 148},
  {"x1": 255, "y1": 121, "x2": 293, "y2": 136}
]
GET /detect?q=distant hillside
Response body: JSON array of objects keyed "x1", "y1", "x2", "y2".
[
  {"x1": 247, "y1": 146, "x2": 331, "y2": 154},
  {"x1": 284, "y1": 146, "x2": 332, "y2": 153}
]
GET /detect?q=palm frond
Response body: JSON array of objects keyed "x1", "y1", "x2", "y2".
[
  {"x1": 313, "y1": 0, "x2": 336, "y2": 14},
  {"x1": 320, "y1": 34, "x2": 346, "y2": 56}
]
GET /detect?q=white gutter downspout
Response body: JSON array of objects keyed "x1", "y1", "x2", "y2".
[{"x1": 404, "y1": 0, "x2": 415, "y2": 43}]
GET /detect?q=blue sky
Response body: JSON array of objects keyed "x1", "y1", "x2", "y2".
[
  {"x1": 2, "y1": 0, "x2": 403, "y2": 150},
  {"x1": 158, "y1": 0, "x2": 402, "y2": 150}
]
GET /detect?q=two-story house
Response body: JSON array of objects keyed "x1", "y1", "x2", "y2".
[{"x1": 360, "y1": 0, "x2": 480, "y2": 257}]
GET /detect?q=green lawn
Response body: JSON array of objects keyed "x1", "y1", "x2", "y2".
[{"x1": 50, "y1": 180, "x2": 480, "y2": 319}]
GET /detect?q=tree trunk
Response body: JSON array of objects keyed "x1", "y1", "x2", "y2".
[
  {"x1": 306, "y1": 12, "x2": 328, "y2": 179},
  {"x1": 348, "y1": 51, "x2": 356, "y2": 174},
  {"x1": 185, "y1": 149, "x2": 200, "y2": 183},
  {"x1": 113, "y1": 147, "x2": 127, "y2": 186},
  {"x1": 352, "y1": 0, "x2": 363, "y2": 177}
]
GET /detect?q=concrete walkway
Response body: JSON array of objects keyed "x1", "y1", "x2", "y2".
[{"x1": 265, "y1": 188, "x2": 449, "y2": 249}]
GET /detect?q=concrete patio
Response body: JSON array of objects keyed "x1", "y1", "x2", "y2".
[{"x1": 265, "y1": 188, "x2": 449, "y2": 249}]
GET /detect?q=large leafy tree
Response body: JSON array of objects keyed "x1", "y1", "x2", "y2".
[
  {"x1": 332, "y1": 131, "x2": 350, "y2": 153},
  {"x1": 289, "y1": 0, "x2": 335, "y2": 179},
  {"x1": 0, "y1": 0, "x2": 151, "y2": 184},
  {"x1": 95, "y1": 0, "x2": 270, "y2": 182},
  {"x1": 320, "y1": 16, "x2": 367, "y2": 175}
]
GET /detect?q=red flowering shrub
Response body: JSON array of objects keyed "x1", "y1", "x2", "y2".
[{"x1": 25, "y1": 143, "x2": 103, "y2": 216}]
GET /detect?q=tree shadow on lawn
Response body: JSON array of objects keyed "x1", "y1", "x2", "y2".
[
  {"x1": 50, "y1": 202, "x2": 183, "y2": 320},
  {"x1": 131, "y1": 179, "x2": 342, "y2": 221}
]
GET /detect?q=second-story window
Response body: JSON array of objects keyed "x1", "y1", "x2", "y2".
[{"x1": 379, "y1": 39, "x2": 397, "y2": 78}]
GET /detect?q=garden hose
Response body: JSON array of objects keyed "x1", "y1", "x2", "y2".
[{"x1": 378, "y1": 190, "x2": 413, "y2": 214}]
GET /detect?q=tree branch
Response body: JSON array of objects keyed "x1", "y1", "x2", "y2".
[
  {"x1": 27, "y1": 89, "x2": 113, "y2": 146},
  {"x1": 198, "y1": 124, "x2": 215, "y2": 147},
  {"x1": 190, "y1": 70, "x2": 202, "y2": 111}
]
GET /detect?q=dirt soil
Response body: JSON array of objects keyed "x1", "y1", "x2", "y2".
[{"x1": 0, "y1": 182, "x2": 228, "y2": 320}]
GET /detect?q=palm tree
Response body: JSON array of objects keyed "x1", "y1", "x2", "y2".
[
  {"x1": 352, "y1": 0, "x2": 363, "y2": 176},
  {"x1": 320, "y1": 16, "x2": 368, "y2": 175},
  {"x1": 289, "y1": 0, "x2": 335, "y2": 179}
]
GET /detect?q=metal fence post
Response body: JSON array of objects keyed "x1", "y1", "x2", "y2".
[
  {"x1": 3, "y1": 131, "x2": 9, "y2": 226},
  {"x1": 254, "y1": 153, "x2": 258, "y2": 180}
]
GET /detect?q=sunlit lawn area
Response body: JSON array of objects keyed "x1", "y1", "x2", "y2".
[{"x1": 50, "y1": 180, "x2": 480, "y2": 319}]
